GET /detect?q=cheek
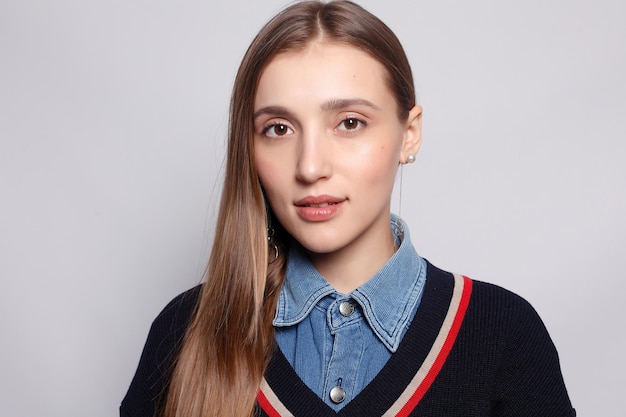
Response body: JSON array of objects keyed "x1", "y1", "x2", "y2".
[
  {"x1": 255, "y1": 141, "x2": 293, "y2": 192},
  {"x1": 255, "y1": 157, "x2": 285, "y2": 209},
  {"x1": 255, "y1": 153, "x2": 275, "y2": 187},
  {"x1": 257, "y1": 165, "x2": 273, "y2": 186},
  {"x1": 350, "y1": 138, "x2": 401, "y2": 182}
]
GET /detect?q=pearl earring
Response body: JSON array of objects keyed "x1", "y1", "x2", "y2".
[{"x1": 406, "y1": 154, "x2": 416, "y2": 164}]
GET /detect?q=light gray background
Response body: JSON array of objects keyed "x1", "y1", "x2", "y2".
[{"x1": 1, "y1": 0, "x2": 624, "y2": 416}]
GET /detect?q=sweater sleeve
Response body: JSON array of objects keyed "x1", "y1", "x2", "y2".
[
  {"x1": 492, "y1": 293, "x2": 576, "y2": 416},
  {"x1": 120, "y1": 286, "x2": 201, "y2": 417}
]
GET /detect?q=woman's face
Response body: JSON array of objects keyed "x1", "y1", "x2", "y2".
[{"x1": 253, "y1": 41, "x2": 421, "y2": 259}]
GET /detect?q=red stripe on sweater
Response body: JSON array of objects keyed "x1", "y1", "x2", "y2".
[
  {"x1": 395, "y1": 276, "x2": 473, "y2": 417},
  {"x1": 257, "y1": 390, "x2": 281, "y2": 417}
]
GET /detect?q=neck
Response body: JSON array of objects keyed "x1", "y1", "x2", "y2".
[{"x1": 306, "y1": 230, "x2": 396, "y2": 294}]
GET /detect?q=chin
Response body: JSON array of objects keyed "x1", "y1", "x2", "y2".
[
  {"x1": 280, "y1": 218, "x2": 348, "y2": 255},
  {"x1": 293, "y1": 235, "x2": 343, "y2": 256}
]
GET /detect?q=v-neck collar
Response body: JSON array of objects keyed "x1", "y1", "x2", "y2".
[{"x1": 258, "y1": 262, "x2": 473, "y2": 417}]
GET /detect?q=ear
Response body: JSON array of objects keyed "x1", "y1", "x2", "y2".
[{"x1": 400, "y1": 105, "x2": 422, "y2": 164}]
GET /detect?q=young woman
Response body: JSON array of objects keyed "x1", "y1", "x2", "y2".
[{"x1": 121, "y1": 1, "x2": 575, "y2": 416}]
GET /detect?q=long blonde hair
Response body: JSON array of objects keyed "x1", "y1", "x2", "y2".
[{"x1": 162, "y1": 1, "x2": 416, "y2": 416}]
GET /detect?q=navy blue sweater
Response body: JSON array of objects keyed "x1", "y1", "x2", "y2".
[{"x1": 121, "y1": 262, "x2": 575, "y2": 416}]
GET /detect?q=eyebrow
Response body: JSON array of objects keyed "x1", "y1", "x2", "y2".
[
  {"x1": 320, "y1": 98, "x2": 380, "y2": 112},
  {"x1": 253, "y1": 105, "x2": 292, "y2": 120},
  {"x1": 253, "y1": 98, "x2": 380, "y2": 120}
]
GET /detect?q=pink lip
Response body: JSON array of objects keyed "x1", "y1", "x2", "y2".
[{"x1": 295, "y1": 195, "x2": 346, "y2": 222}]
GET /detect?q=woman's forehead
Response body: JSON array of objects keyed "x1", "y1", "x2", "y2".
[{"x1": 254, "y1": 42, "x2": 393, "y2": 110}]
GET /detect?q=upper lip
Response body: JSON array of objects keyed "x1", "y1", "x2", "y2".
[{"x1": 295, "y1": 195, "x2": 345, "y2": 207}]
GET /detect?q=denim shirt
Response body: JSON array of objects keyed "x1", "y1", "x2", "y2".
[{"x1": 273, "y1": 215, "x2": 427, "y2": 410}]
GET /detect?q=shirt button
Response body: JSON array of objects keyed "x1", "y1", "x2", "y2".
[
  {"x1": 339, "y1": 301, "x2": 355, "y2": 317},
  {"x1": 329, "y1": 386, "x2": 346, "y2": 404}
]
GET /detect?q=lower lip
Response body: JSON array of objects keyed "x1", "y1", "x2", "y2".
[{"x1": 296, "y1": 201, "x2": 344, "y2": 222}]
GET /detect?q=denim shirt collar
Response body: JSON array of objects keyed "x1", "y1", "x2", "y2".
[{"x1": 273, "y1": 214, "x2": 426, "y2": 352}]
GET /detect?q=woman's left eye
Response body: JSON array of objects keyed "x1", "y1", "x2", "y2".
[{"x1": 337, "y1": 117, "x2": 365, "y2": 132}]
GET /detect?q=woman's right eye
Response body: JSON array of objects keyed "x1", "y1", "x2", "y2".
[{"x1": 262, "y1": 123, "x2": 294, "y2": 138}]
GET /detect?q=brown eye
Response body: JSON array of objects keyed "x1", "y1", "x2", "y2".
[
  {"x1": 343, "y1": 118, "x2": 358, "y2": 130},
  {"x1": 274, "y1": 124, "x2": 288, "y2": 135},
  {"x1": 263, "y1": 123, "x2": 294, "y2": 138},
  {"x1": 338, "y1": 117, "x2": 365, "y2": 132}
]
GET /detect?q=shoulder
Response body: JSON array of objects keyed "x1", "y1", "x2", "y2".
[
  {"x1": 423, "y1": 260, "x2": 564, "y2": 379},
  {"x1": 120, "y1": 285, "x2": 202, "y2": 417},
  {"x1": 427, "y1": 263, "x2": 575, "y2": 415},
  {"x1": 426, "y1": 261, "x2": 544, "y2": 328},
  {"x1": 143, "y1": 285, "x2": 203, "y2": 360},
  {"x1": 469, "y1": 278, "x2": 543, "y2": 324},
  {"x1": 144, "y1": 285, "x2": 203, "y2": 374},
  {"x1": 151, "y1": 285, "x2": 202, "y2": 336}
]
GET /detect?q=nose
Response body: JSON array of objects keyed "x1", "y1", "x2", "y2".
[{"x1": 295, "y1": 128, "x2": 332, "y2": 184}]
